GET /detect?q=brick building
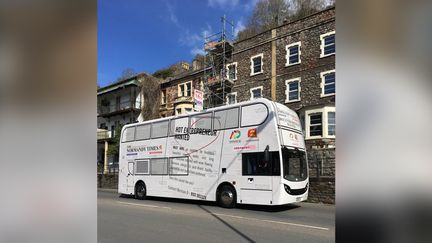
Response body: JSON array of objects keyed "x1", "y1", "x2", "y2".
[
  {"x1": 159, "y1": 7, "x2": 335, "y2": 203},
  {"x1": 159, "y1": 62, "x2": 208, "y2": 117}
]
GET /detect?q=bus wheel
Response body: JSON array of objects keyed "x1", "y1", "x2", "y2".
[
  {"x1": 135, "y1": 181, "x2": 146, "y2": 200},
  {"x1": 218, "y1": 185, "x2": 236, "y2": 208}
]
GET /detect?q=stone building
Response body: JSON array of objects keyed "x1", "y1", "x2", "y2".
[
  {"x1": 228, "y1": 7, "x2": 336, "y2": 203},
  {"x1": 159, "y1": 63, "x2": 209, "y2": 117},
  {"x1": 158, "y1": 7, "x2": 335, "y2": 203}
]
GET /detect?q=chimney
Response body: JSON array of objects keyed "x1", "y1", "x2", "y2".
[
  {"x1": 192, "y1": 59, "x2": 202, "y2": 71},
  {"x1": 181, "y1": 62, "x2": 190, "y2": 71}
]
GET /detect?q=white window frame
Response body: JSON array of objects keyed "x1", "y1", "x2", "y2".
[
  {"x1": 250, "y1": 86, "x2": 263, "y2": 100},
  {"x1": 320, "y1": 70, "x2": 336, "y2": 97},
  {"x1": 178, "y1": 81, "x2": 192, "y2": 97},
  {"x1": 226, "y1": 92, "x2": 237, "y2": 105},
  {"x1": 161, "y1": 89, "x2": 166, "y2": 104},
  {"x1": 285, "y1": 78, "x2": 301, "y2": 103},
  {"x1": 250, "y1": 53, "x2": 264, "y2": 76},
  {"x1": 327, "y1": 111, "x2": 336, "y2": 137},
  {"x1": 226, "y1": 62, "x2": 238, "y2": 81},
  {"x1": 304, "y1": 107, "x2": 336, "y2": 139},
  {"x1": 285, "y1": 42, "x2": 301, "y2": 66},
  {"x1": 320, "y1": 31, "x2": 335, "y2": 58}
]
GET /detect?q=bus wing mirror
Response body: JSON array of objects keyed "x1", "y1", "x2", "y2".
[{"x1": 264, "y1": 145, "x2": 270, "y2": 162}]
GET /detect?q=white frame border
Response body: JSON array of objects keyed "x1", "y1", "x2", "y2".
[
  {"x1": 285, "y1": 77, "x2": 301, "y2": 103},
  {"x1": 250, "y1": 53, "x2": 264, "y2": 76},
  {"x1": 285, "y1": 42, "x2": 301, "y2": 66},
  {"x1": 320, "y1": 69, "x2": 336, "y2": 98},
  {"x1": 249, "y1": 86, "x2": 263, "y2": 100},
  {"x1": 177, "y1": 81, "x2": 193, "y2": 97},
  {"x1": 320, "y1": 31, "x2": 336, "y2": 58},
  {"x1": 304, "y1": 106, "x2": 336, "y2": 140},
  {"x1": 226, "y1": 62, "x2": 238, "y2": 81},
  {"x1": 226, "y1": 92, "x2": 237, "y2": 105}
]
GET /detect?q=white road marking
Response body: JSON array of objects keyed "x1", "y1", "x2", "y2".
[
  {"x1": 212, "y1": 213, "x2": 329, "y2": 231},
  {"x1": 114, "y1": 201, "x2": 329, "y2": 231},
  {"x1": 116, "y1": 201, "x2": 172, "y2": 210}
]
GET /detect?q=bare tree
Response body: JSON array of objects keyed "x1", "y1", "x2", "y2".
[
  {"x1": 289, "y1": 0, "x2": 328, "y2": 20},
  {"x1": 139, "y1": 75, "x2": 161, "y2": 120},
  {"x1": 116, "y1": 68, "x2": 137, "y2": 81},
  {"x1": 238, "y1": 0, "x2": 291, "y2": 40},
  {"x1": 237, "y1": 0, "x2": 332, "y2": 41}
]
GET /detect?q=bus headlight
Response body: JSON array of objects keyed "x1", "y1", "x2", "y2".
[
  {"x1": 284, "y1": 184, "x2": 292, "y2": 194},
  {"x1": 284, "y1": 183, "x2": 308, "y2": 195}
]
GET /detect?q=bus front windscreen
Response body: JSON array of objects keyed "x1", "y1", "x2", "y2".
[{"x1": 282, "y1": 147, "x2": 308, "y2": 181}]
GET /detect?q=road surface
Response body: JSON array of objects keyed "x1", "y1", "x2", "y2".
[{"x1": 98, "y1": 190, "x2": 334, "y2": 242}]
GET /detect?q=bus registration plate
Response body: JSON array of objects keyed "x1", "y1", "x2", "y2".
[{"x1": 296, "y1": 197, "x2": 302, "y2": 202}]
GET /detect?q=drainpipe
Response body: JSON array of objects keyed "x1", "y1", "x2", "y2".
[{"x1": 271, "y1": 29, "x2": 277, "y2": 101}]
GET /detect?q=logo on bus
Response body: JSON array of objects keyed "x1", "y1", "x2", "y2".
[
  {"x1": 247, "y1": 128, "x2": 257, "y2": 138},
  {"x1": 229, "y1": 130, "x2": 241, "y2": 140}
]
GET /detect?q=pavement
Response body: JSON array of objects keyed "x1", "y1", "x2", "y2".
[{"x1": 98, "y1": 189, "x2": 335, "y2": 243}]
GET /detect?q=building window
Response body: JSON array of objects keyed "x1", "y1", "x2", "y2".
[
  {"x1": 285, "y1": 78, "x2": 301, "y2": 102},
  {"x1": 250, "y1": 53, "x2": 264, "y2": 76},
  {"x1": 320, "y1": 31, "x2": 335, "y2": 57},
  {"x1": 321, "y1": 70, "x2": 335, "y2": 97},
  {"x1": 250, "y1": 86, "x2": 263, "y2": 100},
  {"x1": 328, "y1": 112, "x2": 335, "y2": 136},
  {"x1": 309, "y1": 113, "x2": 322, "y2": 137},
  {"x1": 161, "y1": 90, "x2": 166, "y2": 104},
  {"x1": 178, "y1": 81, "x2": 192, "y2": 97},
  {"x1": 285, "y1": 42, "x2": 301, "y2": 66},
  {"x1": 226, "y1": 92, "x2": 237, "y2": 104},
  {"x1": 226, "y1": 62, "x2": 237, "y2": 81},
  {"x1": 304, "y1": 107, "x2": 336, "y2": 139}
]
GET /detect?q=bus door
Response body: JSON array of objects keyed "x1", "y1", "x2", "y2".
[
  {"x1": 126, "y1": 161, "x2": 135, "y2": 194},
  {"x1": 240, "y1": 152, "x2": 273, "y2": 205}
]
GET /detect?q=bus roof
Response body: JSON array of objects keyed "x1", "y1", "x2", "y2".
[{"x1": 122, "y1": 98, "x2": 285, "y2": 129}]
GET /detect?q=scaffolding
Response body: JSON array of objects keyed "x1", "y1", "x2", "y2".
[{"x1": 203, "y1": 15, "x2": 234, "y2": 109}]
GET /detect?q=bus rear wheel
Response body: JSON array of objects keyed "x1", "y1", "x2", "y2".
[
  {"x1": 218, "y1": 185, "x2": 236, "y2": 208},
  {"x1": 135, "y1": 181, "x2": 146, "y2": 200}
]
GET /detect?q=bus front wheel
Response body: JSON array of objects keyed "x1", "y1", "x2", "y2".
[
  {"x1": 218, "y1": 185, "x2": 236, "y2": 208},
  {"x1": 135, "y1": 181, "x2": 146, "y2": 200}
]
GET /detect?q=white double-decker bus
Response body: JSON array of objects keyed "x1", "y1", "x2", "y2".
[{"x1": 118, "y1": 98, "x2": 308, "y2": 208}]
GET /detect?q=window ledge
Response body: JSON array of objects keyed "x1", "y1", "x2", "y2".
[
  {"x1": 285, "y1": 99, "x2": 301, "y2": 103},
  {"x1": 285, "y1": 62, "x2": 301, "y2": 67},
  {"x1": 320, "y1": 53, "x2": 335, "y2": 58},
  {"x1": 320, "y1": 93, "x2": 335, "y2": 98},
  {"x1": 250, "y1": 71, "x2": 263, "y2": 76}
]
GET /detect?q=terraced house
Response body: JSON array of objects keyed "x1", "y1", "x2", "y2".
[
  {"x1": 159, "y1": 7, "x2": 335, "y2": 203},
  {"x1": 228, "y1": 7, "x2": 335, "y2": 203}
]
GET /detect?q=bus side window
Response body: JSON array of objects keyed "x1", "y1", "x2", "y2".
[
  {"x1": 151, "y1": 120, "x2": 169, "y2": 138},
  {"x1": 190, "y1": 112, "x2": 212, "y2": 130},
  {"x1": 135, "y1": 124, "x2": 151, "y2": 140},
  {"x1": 214, "y1": 107, "x2": 239, "y2": 130},
  {"x1": 240, "y1": 103, "x2": 268, "y2": 127},
  {"x1": 122, "y1": 126, "x2": 136, "y2": 142},
  {"x1": 169, "y1": 117, "x2": 188, "y2": 136},
  {"x1": 242, "y1": 152, "x2": 280, "y2": 176},
  {"x1": 150, "y1": 158, "x2": 168, "y2": 175}
]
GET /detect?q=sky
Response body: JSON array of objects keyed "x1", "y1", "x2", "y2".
[{"x1": 98, "y1": 0, "x2": 259, "y2": 87}]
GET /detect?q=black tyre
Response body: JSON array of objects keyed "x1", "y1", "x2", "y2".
[
  {"x1": 218, "y1": 185, "x2": 236, "y2": 208},
  {"x1": 135, "y1": 181, "x2": 146, "y2": 200}
]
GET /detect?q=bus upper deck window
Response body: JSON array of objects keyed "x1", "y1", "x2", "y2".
[{"x1": 241, "y1": 103, "x2": 268, "y2": 127}]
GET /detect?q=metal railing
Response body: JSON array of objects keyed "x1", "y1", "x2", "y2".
[{"x1": 98, "y1": 100, "x2": 141, "y2": 115}]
